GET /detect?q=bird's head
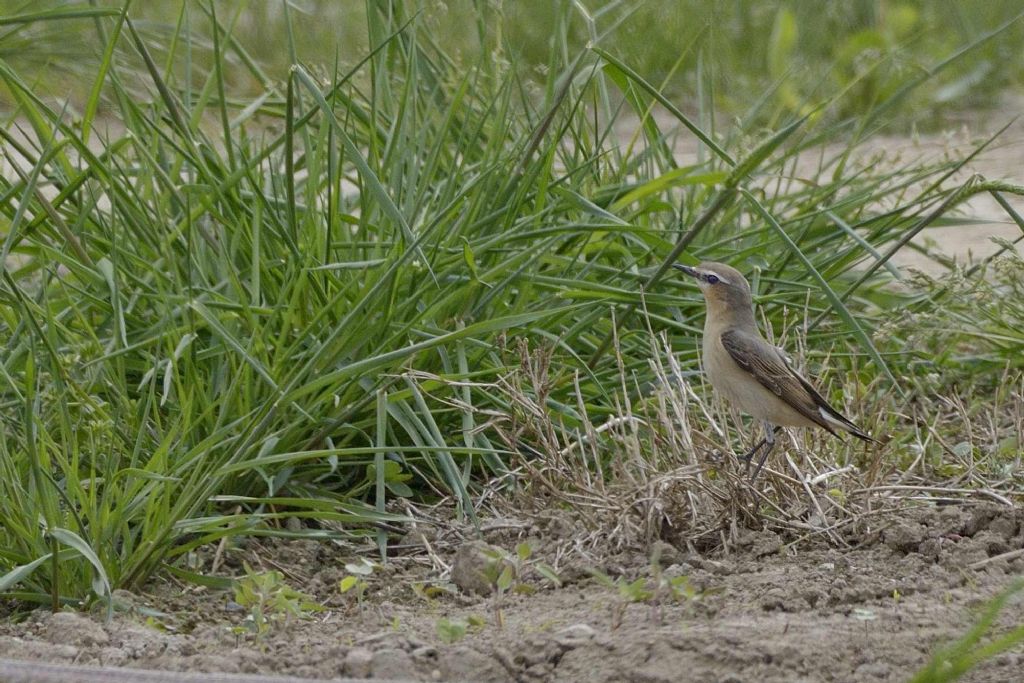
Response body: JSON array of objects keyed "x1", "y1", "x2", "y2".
[{"x1": 673, "y1": 261, "x2": 754, "y2": 324}]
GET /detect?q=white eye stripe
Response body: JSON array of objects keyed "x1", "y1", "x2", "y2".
[{"x1": 702, "y1": 270, "x2": 729, "y2": 285}]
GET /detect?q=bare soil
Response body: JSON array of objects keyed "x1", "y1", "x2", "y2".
[{"x1": 2, "y1": 502, "x2": 1022, "y2": 682}]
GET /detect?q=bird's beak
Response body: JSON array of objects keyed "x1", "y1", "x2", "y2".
[{"x1": 672, "y1": 264, "x2": 699, "y2": 278}]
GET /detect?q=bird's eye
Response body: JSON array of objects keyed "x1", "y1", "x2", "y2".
[{"x1": 705, "y1": 274, "x2": 720, "y2": 285}]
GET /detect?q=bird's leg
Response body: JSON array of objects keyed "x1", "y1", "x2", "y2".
[
  {"x1": 741, "y1": 437, "x2": 768, "y2": 467},
  {"x1": 749, "y1": 422, "x2": 777, "y2": 482},
  {"x1": 740, "y1": 425, "x2": 782, "y2": 469}
]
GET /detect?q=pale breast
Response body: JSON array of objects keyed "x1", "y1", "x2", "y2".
[{"x1": 701, "y1": 328, "x2": 818, "y2": 428}]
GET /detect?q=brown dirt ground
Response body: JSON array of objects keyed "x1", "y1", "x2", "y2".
[{"x1": 2, "y1": 502, "x2": 1023, "y2": 683}]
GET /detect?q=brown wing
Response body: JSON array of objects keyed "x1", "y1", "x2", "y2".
[
  {"x1": 719, "y1": 329, "x2": 838, "y2": 435},
  {"x1": 720, "y1": 329, "x2": 877, "y2": 442}
]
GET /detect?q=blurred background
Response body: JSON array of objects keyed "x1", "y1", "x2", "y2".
[{"x1": 2, "y1": 0, "x2": 1022, "y2": 130}]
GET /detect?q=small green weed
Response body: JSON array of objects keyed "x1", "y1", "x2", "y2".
[
  {"x1": 481, "y1": 542, "x2": 561, "y2": 628},
  {"x1": 591, "y1": 547, "x2": 707, "y2": 629},
  {"x1": 231, "y1": 563, "x2": 321, "y2": 638},
  {"x1": 436, "y1": 614, "x2": 486, "y2": 644},
  {"x1": 338, "y1": 558, "x2": 378, "y2": 608}
]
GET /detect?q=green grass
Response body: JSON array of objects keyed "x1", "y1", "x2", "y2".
[
  {"x1": 911, "y1": 580, "x2": 1024, "y2": 683},
  {"x1": 0, "y1": 0, "x2": 1021, "y2": 620}
]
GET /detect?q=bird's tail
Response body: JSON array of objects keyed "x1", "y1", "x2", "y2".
[
  {"x1": 818, "y1": 404, "x2": 880, "y2": 444},
  {"x1": 847, "y1": 424, "x2": 880, "y2": 444}
]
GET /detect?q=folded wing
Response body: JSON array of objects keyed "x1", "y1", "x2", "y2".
[{"x1": 719, "y1": 328, "x2": 876, "y2": 442}]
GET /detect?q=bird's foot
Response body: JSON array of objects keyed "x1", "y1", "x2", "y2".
[{"x1": 739, "y1": 440, "x2": 768, "y2": 472}]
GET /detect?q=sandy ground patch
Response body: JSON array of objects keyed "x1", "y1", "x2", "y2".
[{"x1": 2, "y1": 503, "x2": 1022, "y2": 682}]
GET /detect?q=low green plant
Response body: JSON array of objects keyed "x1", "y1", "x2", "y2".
[
  {"x1": 482, "y1": 543, "x2": 562, "y2": 591},
  {"x1": 411, "y1": 581, "x2": 456, "y2": 602},
  {"x1": 338, "y1": 558, "x2": 378, "y2": 607},
  {"x1": 435, "y1": 614, "x2": 485, "y2": 644},
  {"x1": 897, "y1": 254, "x2": 1024, "y2": 374},
  {"x1": 592, "y1": 547, "x2": 707, "y2": 628},
  {"x1": 231, "y1": 563, "x2": 321, "y2": 637},
  {"x1": 436, "y1": 617, "x2": 467, "y2": 644},
  {"x1": 481, "y1": 542, "x2": 562, "y2": 628}
]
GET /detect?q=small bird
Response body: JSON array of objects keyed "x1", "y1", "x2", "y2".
[{"x1": 674, "y1": 261, "x2": 876, "y2": 480}]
